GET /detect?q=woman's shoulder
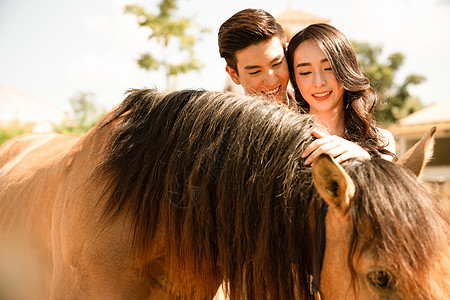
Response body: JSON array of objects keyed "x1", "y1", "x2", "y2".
[{"x1": 377, "y1": 127, "x2": 396, "y2": 155}]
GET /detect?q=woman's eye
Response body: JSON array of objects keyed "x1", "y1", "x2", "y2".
[
  {"x1": 249, "y1": 71, "x2": 260, "y2": 75},
  {"x1": 367, "y1": 270, "x2": 396, "y2": 291},
  {"x1": 299, "y1": 71, "x2": 310, "y2": 76},
  {"x1": 325, "y1": 67, "x2": 332, "y2": 71}
]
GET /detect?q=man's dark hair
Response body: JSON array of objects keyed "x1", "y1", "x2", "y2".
[{"x1": 218, "y1": 8, "x2": 287, "y2": 72}]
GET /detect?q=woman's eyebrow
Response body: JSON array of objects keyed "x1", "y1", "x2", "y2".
[
  {"x1": 296, "y1": 58, "x2": 328, "y2": 68},
  {"x1": 296, "y1": 62, "x2": 310, "y2": 68}
]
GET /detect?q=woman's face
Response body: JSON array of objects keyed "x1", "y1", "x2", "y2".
[{"x1": 292, "y1": 39, "x2": 345, "y2": 116}]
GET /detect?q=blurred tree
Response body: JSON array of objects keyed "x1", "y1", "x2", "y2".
[
  {"x1": 54, "y1": 92, "x2": 105, "y2": 135},
  {"x1": 0, "y1": 127, "x2": 30, "y2": 146},
  {"x1": 353, "y1": 41, "x2": 425, "y2": 125},
  {"x1": 125, "y1": 0, "x2": 210, "y2": 89}
]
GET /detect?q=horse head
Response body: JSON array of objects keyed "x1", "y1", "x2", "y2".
[{"x1": 312, "y1": 127, "x2": 449, "y2": 300}]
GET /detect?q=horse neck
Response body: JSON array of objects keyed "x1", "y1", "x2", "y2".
[{"x1": 66, "y1": 110, "x2": 119, "y2": 167}]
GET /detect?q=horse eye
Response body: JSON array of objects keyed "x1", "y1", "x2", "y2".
[{"x1": 367, "y1": 270, "x2": 396, "y2": 290}]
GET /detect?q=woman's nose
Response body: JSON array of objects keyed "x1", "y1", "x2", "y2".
[{"x1": 313, "y1": 72, "x2": 326, "y2": 87}]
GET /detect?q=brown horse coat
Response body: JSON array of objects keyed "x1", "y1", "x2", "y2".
[{"x1": 0, "y1": 89, "x2": 448, "y2": 300}]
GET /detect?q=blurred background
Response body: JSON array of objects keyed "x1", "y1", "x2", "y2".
[
  {"x1": 1, "y1": 0, "x2": 449, "y2": 109},
  {"x1": 0, "y1": 0, "x2": 449, "y2": 207}
]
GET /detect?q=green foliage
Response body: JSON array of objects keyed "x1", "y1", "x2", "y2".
[
  {"x1": 54, "y1": 92, "x2": 105, "y2": 136},
  {"x1": 137, "y1": 53, "x2": 161, "y2": 70},
  {"x1": 0, "y1": 127, "x2": 31, "y2": 146},
  {"x1": 125, "y1": 0, "x2": 210, "y2": 89},
  {"x1": 0, "y1": 93, "x2": 105, "y2": 145},
  {"x1": 353, "y1": 41, "x2": 425, "y2": 125}
]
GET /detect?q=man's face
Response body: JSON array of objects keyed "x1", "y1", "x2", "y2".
[{"x1": 226, "y1": 37, "x2": 289, "y2": 105}]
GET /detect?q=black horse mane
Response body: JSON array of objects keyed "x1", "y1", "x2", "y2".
[
  {"x1": 94, "y1": 88, "x2": 318, "y2": 299},
  {"x1": 92, "y1": 88, "x2": 449, "y2": 299}
]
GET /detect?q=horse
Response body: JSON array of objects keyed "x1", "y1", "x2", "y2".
[{"x1": 0, "y1": 88, "x2": 448, "y2": 300}]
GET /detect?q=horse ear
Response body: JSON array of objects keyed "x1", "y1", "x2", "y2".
[
  {"x1": 312, "y1": 153, "x2": 355, "y2": 215},
  {"x1": 396, "y1": 126, "x2": 436, "y2": 178}
]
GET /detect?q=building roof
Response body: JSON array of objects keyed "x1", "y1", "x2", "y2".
[
  {"x1": 397, "y1": 100, "x2": 450, "y2": 126},
  {"x1": 0, "y1": 86, "x2": 69, "y2": 130},
  {"x1": 276, "y1": 8, "x2": 329, "y2": 25},
  {"x1": 389, "y1": 99, "x2": 450, "y2": 137},
  {"x1": 276, "y1": 7, "x2": 330, "y2": 39}
]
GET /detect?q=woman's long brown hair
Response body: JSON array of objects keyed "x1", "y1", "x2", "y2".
[{"x1": 287, "y1": 23, "x2": 395, "y2": 159}]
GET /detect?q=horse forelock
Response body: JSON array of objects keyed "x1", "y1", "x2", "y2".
[
  {"x1": 93, "y1": 88, "x2": 320, "y2": 298},
  {"x1": 344, "y1": 158, "x2": 449, "y2": 299}
]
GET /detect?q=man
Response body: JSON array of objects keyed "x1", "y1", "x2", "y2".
[{"x1": 218, "y1": 8, "x2": 293, "y2": 106}]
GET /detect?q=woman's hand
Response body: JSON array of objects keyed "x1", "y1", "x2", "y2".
[{"x1": 302, "y1": 130, "x2": 370, "y2": 165}]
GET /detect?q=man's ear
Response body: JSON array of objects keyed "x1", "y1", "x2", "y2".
[{"x1": 225, "y1": 66, "x2": 241, "y2": 85}]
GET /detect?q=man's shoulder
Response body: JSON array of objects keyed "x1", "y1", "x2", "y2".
[
  {"x1": 286, "y1": 88, "x2": 298, "y2": 110},
  {"x1": 377, "y1": 127, "x2": 396, "y2": 155},
  {"x1": 286, "y1": 88, "x2": 295, "y2": 100}
]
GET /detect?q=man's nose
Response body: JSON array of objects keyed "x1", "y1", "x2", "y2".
[{"x1": 263, "y1": 69, "x2": 278, "y2": 86}]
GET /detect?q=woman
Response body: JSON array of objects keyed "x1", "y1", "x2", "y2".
[{"x1": 286, "y1": 23, "x2": 396, "y2": 164}]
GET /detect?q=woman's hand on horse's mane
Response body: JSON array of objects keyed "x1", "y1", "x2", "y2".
[{"x1": 302, "y1": 130, "x2": 371, "y2": 165}]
